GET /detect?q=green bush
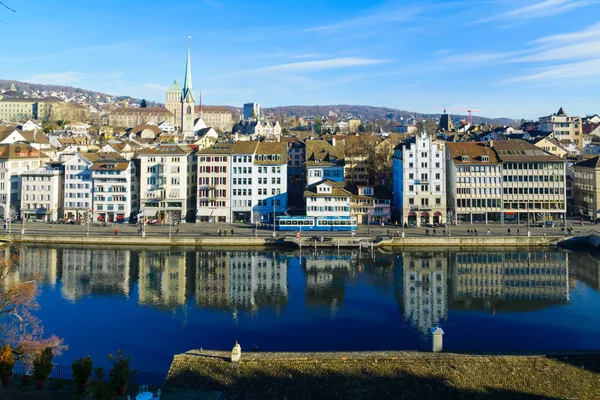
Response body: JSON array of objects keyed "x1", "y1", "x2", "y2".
[
  {"x1": 32, "y1": 347, "x2": 54, "y2": 381},
  {"x1": 72, "y1": 356, "x2": 93, "y2": 384},
  {"x1": 108, "y1": 350, "x2": 135, "y2": 388}
]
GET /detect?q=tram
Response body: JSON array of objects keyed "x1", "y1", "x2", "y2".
[{"x1": 276, "y1": 216, "x2": 357, "y2": 231}]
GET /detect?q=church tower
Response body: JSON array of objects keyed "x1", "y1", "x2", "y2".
[{"x1": 181, "y1": 37, "x2": 195, "y2": 138}]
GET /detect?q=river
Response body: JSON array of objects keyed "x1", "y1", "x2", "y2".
[{"x1": 11, "y1": 244, "x2": 600, "y2": 373}]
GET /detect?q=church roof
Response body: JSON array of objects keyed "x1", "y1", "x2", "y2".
[
  {"x1": 182, "y1": 40, "x2": 194, "y2": 102},
  {"x1": 168, "y1": 80, "x2": 181, "y2": 91},
  {"x1": 557, "y1": 106, "x2": 566, "y2": 116}
]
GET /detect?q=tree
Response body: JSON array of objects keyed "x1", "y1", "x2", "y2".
[
  {"x1": 140, "y1": 99, "x2": 147, "y2": 108},
  {"x1": 315, "y1": 117, "x2": 323, "y2": 134},
  {"x1": 0, "y1": 248, "x2": 65, "y2": 364},
  {"x1": 415, "y1": 118, "x2": 439, "y2": 136}
]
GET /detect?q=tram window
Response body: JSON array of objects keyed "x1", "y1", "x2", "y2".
[{"x1": 334, "y1": 221, "x2": 340, "y2": 225}]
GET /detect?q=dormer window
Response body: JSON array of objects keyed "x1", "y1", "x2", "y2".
[
  {"x1": 481, "y1": 155, "x2": 489, "y2": 162},
  {"x1": 461, "y1": 155, "x2": 470, "y2": 162}
]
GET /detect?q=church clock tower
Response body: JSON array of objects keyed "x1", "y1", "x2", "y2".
[{"x1": 181, "y1": 37, "x2": 195, "y2": 138}]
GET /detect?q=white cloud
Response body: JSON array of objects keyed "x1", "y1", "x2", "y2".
[
  {"x1": 26, "y1": 71, "x2": 125, "y2": 86},
  {"x1": 27, "y1": 71, "x2": 84, "y2": 85},
  {"x1": 143, "y1": 83, "x2": 169, "y2": 92},
  {"x1": 302, "y1": 5, "x2": 421, "y2": 34},
  {"x1": 256, "y1": 58, "x2": 389, "y2": 73},
  {"x1": 476, "y1": 0, "x2": 599, "y2": 23},
  {"x1": 504, "y1": 58, "x2": 600, "y2": 82}
]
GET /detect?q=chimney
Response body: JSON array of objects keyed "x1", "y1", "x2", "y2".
[
  {"x1": 489, "y1": 139, "x2": 494, "y2": 148},
  {"x1": 331, "y1": 137, "x2": 336, "y2": 147}
]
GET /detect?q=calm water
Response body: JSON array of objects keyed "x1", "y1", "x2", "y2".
[{"x1": 13, "y1": 245, "x2": 600, "y2": 372}]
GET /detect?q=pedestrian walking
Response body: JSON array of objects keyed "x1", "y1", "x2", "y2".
[
  {"x1": 396, "y1": 228, "x2": 399, "y2": 237},
  {"x1": 487, "y1": 227, "x2": 490, "y2": 235},
  {"x1": 507, "y1": 227, "x2": 511, "y2": 236},
  {"x1": 231, "y1": 229, "x2": 234, "y2": 236},
  {"x1": 387, "y1": 229, "x2": 390, "y2": 236},
  {"x1": 368, "y1": 227, "x2": 371, "y2": 235},
  {"x1": 443, "y1": 229, "x2": 446, "y2": 236},
  {"x1": 218, "y1": 228, "x2": 221, "y2": 237},
  {"x1": 224, "y1": 229, "x2": 227, "y2": 237},
  {"x1": 426, "y1": 228, "x2": 429, "y2": 236},
  {"x1": 433, "y1": 228, "x2": 437, "y2": 236},
  {"x1": 517, "y1": 227, "x2": 520, "y2": 235},
  {"x1": 474, "y1": 228, "x2": 478, "y2": 236},
  {"x1": 467, "y1": 228, "x2": 471, "y2": 236},
  {"x1": 175, "y1": 227, "x2": 179, "y2": 235},
  {"x1": 114, "y1": 228, "x2": 119, "y2": 236}
]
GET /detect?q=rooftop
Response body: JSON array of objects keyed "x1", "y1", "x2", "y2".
[
  {"x1": 446, "y1": 142, "x2": 500, "y2": 165},
  {"x1": 492, "y1": 140, "x2": 562, "y2": 162},
  {"x1": 166, "y1": 349, "x2": 600, "y2": 400}
]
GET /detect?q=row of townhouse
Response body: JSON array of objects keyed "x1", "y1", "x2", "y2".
[
  {"x1": 393, "y1": 132, "x2": 568, "y2": 227},
  {"x1": 196, "y1": 141, "x2": 288, "y2": 224}
]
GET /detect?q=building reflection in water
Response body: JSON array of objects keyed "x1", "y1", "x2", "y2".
[
  {"x1": 61, "y1": 249, "x2": 131, "y2": 301},
  {"x1": 11, "y1": 246, "x2": 598, "y2": 323},
  {"x1": 302, "y1": 253, "x2": 354, "y2": 319},
  {"x1": 449, "y1": 251, "x2": 569, "y2": 312},
  {"x1": 195, "y1": 251, "x2": 288, "y2": 316},
  {"x1": 138, "y1": 250, "x2": 187, "y2": 308},
  {"x1": 402, "y1": 252, "x2": 448, "y2": 334}
]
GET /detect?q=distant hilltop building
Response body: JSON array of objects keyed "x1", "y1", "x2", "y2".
[
  {"x1": 0, "y1": 83, "x2": 88, "y2": 123},
  {"x1": 243, "y1": 102, "x2": 260, "y2": 120}
]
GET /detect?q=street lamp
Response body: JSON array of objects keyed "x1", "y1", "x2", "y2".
[
  {"x1": 401, "y1": 206, "x2": 405, "y2": 238},
  {"x1": 447, "y1": 209, "x2": 454, "y2": 237},
  {"x1": 20, "y1": 209, "x2": 24, "y2": 235}
]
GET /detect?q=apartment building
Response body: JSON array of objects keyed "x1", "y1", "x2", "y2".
[
  {"x1": 63, "y1": 153, "x2": 99, "y2": 220},
  {"x1": 138, "y1": 144, "x2": 196, "y2": 223},
  {"x1": 446, "y1": 142, "x2": 503, "y2": 224},
  {"x1": 230, "y1": 142, "x2": 259, "y2": 222},
  {"x1": 252, "y1": 142, "x2": 288, "y2": 223},
  {"x1": 91, "y1": 158, "x2": 137, "y2": 223},
  {"x1": 197, "y1": 143, "x2": 232, "y2": 223},
  {"x1": 198, "y1": 106, "x2": 234, "y2": 132},
  {"x1": 494, "y1": 140, "x2": 566, "y2": 223},
  {"x1": 394, "y1": 132, "x2": 446, "y2": 227},
  {"x1": 350, "y1": 186, "x2": 392, "y2": 225},
  {"x1": 305, "y1": 139, "x2": 345, "y2": 186},
  {"x1": 572, "y1": 156, "x2": 600, "y2": 220},
  {"x1": 243, "y1": 102, "x2": 260, "y2": 120},
  {"x1": 0, "y1": 144, "x2": 50, "y2": 219},
  {"x1": 539, "y1": 107, "x2": 582, "y2": 145},
  {"x1": 21, "y1": 164, "x2": 63, "y2": 222},
  {"x1": 305, "y1": 180, "x2": 351, "y2": 218}
]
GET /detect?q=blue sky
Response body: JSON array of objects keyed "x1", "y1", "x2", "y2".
[{"x1": 2, "y1": 0, "x2": 600, "y2": 119}]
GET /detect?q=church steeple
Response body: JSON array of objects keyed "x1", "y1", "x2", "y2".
[
  {"x1": 182, "y1": 37, "x2": 194, "y2": 103},
  {"x1": 180, "y1": 36, "x2": 196, "y2": 138}
]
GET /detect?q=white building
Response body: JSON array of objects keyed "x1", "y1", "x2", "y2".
[
  {"x1": 196, "y1": 141, "x2": 288, "y2": 224},
  {"x1": 304, "y1": 179, "x2": 351, "y2": 218},
  {"x1": 0, "y1": 144, "x2": 50, "y2": 219},
  {"x1": 252, "y1": 142, "x2": 288, "y2": 223},
  {"x1": 137, "y1": 144, "x2": 196, "y2": 222},
  {"x1": 540, "y1": 107, "x2": 582, "y2": 145},
  {"x1": 305, "y1": 139, "x2": 345, "y2": 186},
  {"x1": 91, "y1": 158, "x2": 138, "y2": 223},
  {"x1": 20, "y1": 163, "x2": 63, "y2": 222},
  {"x1": 395, "y1": 132, "x2": 446, "y2": 227},
  {"x1": 63, "y1": 153, "x2": 99, "y2": 220}
]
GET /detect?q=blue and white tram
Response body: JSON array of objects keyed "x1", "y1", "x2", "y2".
[{"x1": 276, "y1": 216, "x2": 357, "y2": 231}]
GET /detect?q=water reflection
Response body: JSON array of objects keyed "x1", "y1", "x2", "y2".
[{"x1": 12, "y1": 246, "x2": 598, "y2": 331}]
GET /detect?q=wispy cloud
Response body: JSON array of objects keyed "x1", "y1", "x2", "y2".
[
  {"x1": 476, "y1": 0, "x2": 599, "y2": 23},
  {"x1": 0, "y1": 42, "x2": 135, "y2": 63},
  {"x1": 504, "y1": 58, "x2": 600, "y2": 82},
  {"x1": 302, "y1": 4, "x2": 421, "y2": 34},
  {"x1": 27, "y1": 71, "x2": 124, "y2": 85},
  {"x1": 255, "y1": 57, "x2": 389, "y2": 73}
]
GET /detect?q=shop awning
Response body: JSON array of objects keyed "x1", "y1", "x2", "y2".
[{"x1": 434, "y1": 211, "x2": 442, "y2": 216}]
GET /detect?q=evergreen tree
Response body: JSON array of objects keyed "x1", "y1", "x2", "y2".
[{"x1": 140, "y1": 99, "x2": 147, "y2": 108}]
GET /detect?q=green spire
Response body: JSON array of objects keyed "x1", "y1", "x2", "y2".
[{"x1": 182, "y1": 37, "x2": 194, "y2": 102}]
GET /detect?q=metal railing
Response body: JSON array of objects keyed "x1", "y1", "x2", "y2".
[{"x1": 13, "y1": 362, "x2": 167, "y2": 387}]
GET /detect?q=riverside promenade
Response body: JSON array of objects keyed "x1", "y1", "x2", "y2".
[
  {"x1": 0, "y1": 219, "x2": 591, "y2": 248},
  {"x1": 166, "y1": 349, "x2": 600, "y2": 399}
]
